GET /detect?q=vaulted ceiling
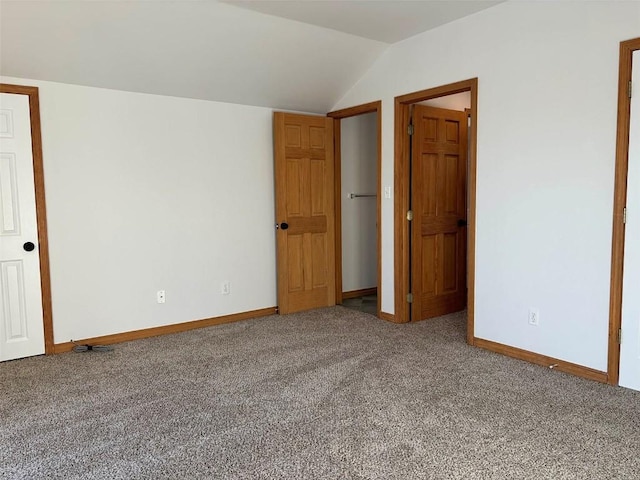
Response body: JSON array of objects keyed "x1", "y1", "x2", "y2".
[
  {"x1": 225, "y1": 1, "x2": 503, "y2": 43},
  {"x1": 0, "y1": 1, "x2": 502, "y2": 113}
]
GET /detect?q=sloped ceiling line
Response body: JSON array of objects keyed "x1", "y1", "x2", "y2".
[{"x1": 0, "y1": 0, "x2": 501, "y2": 112}]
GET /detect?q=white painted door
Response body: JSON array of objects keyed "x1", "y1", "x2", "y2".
[
  {"x1": 620, "y1": 50, "x2": 640, "y2": 391},
  {"x1": 0, "y1": 92, "x2": 45, "y2": 361}
]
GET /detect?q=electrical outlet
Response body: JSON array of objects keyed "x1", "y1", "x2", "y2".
[
  {"x1": 157, "y1": 290, "x2": 166, "y2": 304},
  {"x1": 528, "y1": 307, "x2": 539, "y2": 326},
  {"x1": 221, "y1": 281, "x2": 230, "y2": 295}
]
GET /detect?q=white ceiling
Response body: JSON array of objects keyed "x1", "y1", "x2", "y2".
[
  {"x1": 224, "y1": 0, "x2": 504, "y2": 44},
  {"x1": 0, "y1": 1, "x2": 503, "y2": 112}
]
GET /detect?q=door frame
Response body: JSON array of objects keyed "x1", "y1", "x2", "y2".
[
  {"x1": 608, "y1": 37, "x2": 640, "y2": 385},
  {"x1": 394, "y1": 78, "x2": 478, "y2": 342},
  {"x1": 328, "y1": 101, "x2": 382, "y2": 318},
  {"x1": 0, "y1": 83, "x2": 54, "y2": 354}
]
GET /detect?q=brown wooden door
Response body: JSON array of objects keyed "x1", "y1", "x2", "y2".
[
  {"x1": 411, "y1": 105, "x2": 467, "y2": 321},
  {"x1": 273, "y1": 112, "x2": 336, "y2": 314}
]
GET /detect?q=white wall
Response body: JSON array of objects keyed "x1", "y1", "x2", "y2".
[
  {"x1": 1, "y1": 76, "x2": 277, "y2": 343},
  {"x1": 332, "y1": 1, "x2": 640, "y2": 370},
  {"x1": 341, "y1": 113, "x2": 377, "y2": 293}
]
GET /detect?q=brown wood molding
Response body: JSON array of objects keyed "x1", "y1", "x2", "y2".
[
  {"x1": 333, "y1": 119, "x2": 343, "y2": 304},
  {"x1": 0, "y1": 83, "x2": 55, "y2": 355},
  {"x1": 394, "y1": 78, "x2": 478, "y2": 332},
  {"x1": 474, "y1": 337, "x2": 608, "y2": 384},
  {"x1": 394, "y1": 100, "x2": 411, "y2": 324},
  {"x1": 327, "y1": 101, "x2": 380, "y2": 119},
  {"x1": 379, "y1": 311, "x2": 398, "y2": 323},
  {"x1": 376, "y1": 104, "x2": 382, "y2": 318},
  {"x1": 608, "y1": 37, "x2": 640, "y2": 385},
  {"x1": 395, "y1": 79, "x2": 474, "y2": 105},
  {"x1": 328, "y1": 100, "x2": 383, "y2": 318},
  {"x1": 342, "y1": 287, "x2": 377, "y2": 300},
  {"x1": 466, "y1": 80, "x2": 479, "y2": 345},
  {"x1": 1, "y1": 83, "x2": 39, "y2": 96},
  {"x1": 53, "y1": 307, "x2": 277, "y2": 354}
]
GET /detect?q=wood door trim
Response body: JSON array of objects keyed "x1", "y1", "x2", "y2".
[
  {"x1": 396, "y1": 80, "x2": 474, "y2": 105},
  {"x1": 327, "y1": 101, "x2": 383, "y2": 318},
  {"x1": 328, "y1": 101, "x2": 380, "y2": 119},
  {"x1": 333, "y1": 119, "x2": 343, "y2": 304},
  {"x1": 0, "y1": 83, "x2": 54, "y2": 355},
  {"x1": 474, "y1": 338, "x2": 608, "y2": 384},
  {"x1": 394, "y1": 101, "x2": 411, "y2": 324},
  {"x1": 608, "y1": 37, "x2": 640, "y2": 385},
  {"x1": 394, "y1": 79, "x2": 478, "y2": 343}
]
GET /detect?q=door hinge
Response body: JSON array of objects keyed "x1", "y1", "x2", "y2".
[
  {"x1": 629, "y1": 80, "x2": 633, "y2": 99},
  {"x1": 618, "y1": 328, "x2": 622, "y2": 345},
  {"x1": 407, "y1": 210, "x2": 413, "y2": 221},
  {"x1": 408, "y1": 124, "x2": 414, "y2": 136},
  {"x1": 623, "y1": 207, "x2": 627, "y2": 224},
  {"x1": 407, "y1": 293, "x2": 413, "y2": 303}
]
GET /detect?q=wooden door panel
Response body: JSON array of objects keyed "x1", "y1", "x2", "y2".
[
  {"x1": 420, "y1": 153, "x2": 438, "y2": 215},
  {"x1": 309, "y1": 126, "x2": 325, "y2": 148},
  {"x1": 286, "y1": 160, "x2": 302, "y2": 215},
  {"x1": 274, "y1": 112, "x2": 335, "y2": 314},
  {"x1": 412, "y1": 105, "x2": 467, "y2": 321},
  {"x1": 421, "y1": 217, "x2": 458, "y2": 235},
  {"x1": 285, "y1": 125, "x2": 302, "y2": 147},
  {"x1": 310, "y1": 159, "x2": 325, "y2": 215},
  {"x1": 287, "y1": 216, "x2": 326, "y2": 235},
  {"x1": 445, "y1": 119, "x2": 459, "y2": 143},
  {"x1": 442, "y1": 233, "x2": 458, "y2": 293},
  {"x1": 287, "y1": 235, "x2": 304, "y2": 292},
  {"x1": 443, "y1": 154, "x2": 460, "y2": 214},
  {"x1": 425, "y1": 117, "x2": 438, "y2": 141},
  {"x1": 311, "y1": 233, "x2": 327, "y2": 287},
  {"x1": 421, "y1": 235, "x2": 437, "y2": 296}
]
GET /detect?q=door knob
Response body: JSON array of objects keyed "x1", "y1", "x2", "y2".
[
  {"x1": 279, "y1": 222, "x2": 289, "y2": 230},
  {"x1": 23, "y1": 242, "x2": 35, "y2": 252},
  {"x1": 457, "y1": 219, "x2": 467, "y2": 227}
]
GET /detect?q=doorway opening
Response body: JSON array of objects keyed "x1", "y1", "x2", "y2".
[
  {"x1": 394, "y1": 79, "x2": 478, "y2": 343},
  {"x1": 608, "y1": 37, "x2": 640, "y2": 388},
  {"x1": 328, "y1": 102, "x2": 382, "y2": 318}
]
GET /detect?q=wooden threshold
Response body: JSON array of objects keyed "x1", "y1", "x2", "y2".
[
  {"x1": 53, "y1": 307, "x2": 277, "y2": 354},
  {"x1": 474, "y1": 337, "x2": 608, "y2": 384},
  {"x1": 342, "y1": 287, "x2": 377, "y2": 300},
  {"x1": 379, "y1": 311, "x2": 399, "y2": 323}
]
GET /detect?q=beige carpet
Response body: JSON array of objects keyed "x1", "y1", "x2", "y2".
[{"x1": 1, "y1": 307, "x2": 639, "y2": 479}]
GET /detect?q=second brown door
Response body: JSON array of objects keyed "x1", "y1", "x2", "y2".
[{"x1": 411, "y1": 105, "x2": 468, "y2": 321}]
